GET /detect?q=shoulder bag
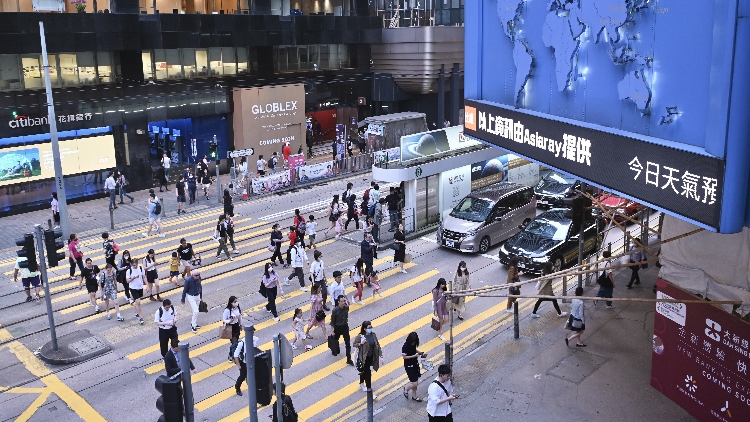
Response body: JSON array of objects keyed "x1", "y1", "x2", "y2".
[
  {"x1": 259, "y1": 279, "x2": 268, "y2": 298},
  {"x1": 315, "y1": 309, "x2": 326, "y2": 322},
  {"x1": 218, "y1": 323, "x2": 233, "y2": 340},
  {"x1": 432, "y1": 381, "x2": 452, "y2": 405}
]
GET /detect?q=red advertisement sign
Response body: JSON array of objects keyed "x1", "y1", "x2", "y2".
[{"x1": 652, "y1": 279, "x2": 750, "y2": 421}]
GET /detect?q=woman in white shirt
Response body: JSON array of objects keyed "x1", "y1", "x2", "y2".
[
  {"x1": 310, "y1": 250, "x2": 330, "y2": 311},
  {"x1": 256, "y1": 155, "x2": 267, "y2": 176},
  {"x1": 427, "y1": 364, "x2": 456, "y2": 421},
  {"x1": 566, "y1": 287, "x2": 586, "y2": 347},
  {"x1": 144, "y1": 249, "x2": 161, "y2": 302},
  {"x1": 126, "y1": 259, "x2": 146, "y2": 324},
  {"x1": 222, "y1": 295, "x2": 243, "y2": 357}
]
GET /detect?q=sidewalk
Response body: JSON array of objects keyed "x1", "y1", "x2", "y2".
[{"x1": 361, "y1": 264, "x2": 696, "y2": 422}]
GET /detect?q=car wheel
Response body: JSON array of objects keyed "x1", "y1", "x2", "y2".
[
  {"x1": 478, "y1": 236, "x2": 490, "y2": 254},
  {"x1": 552, "y1": 256, "x2": 563, "y2": 272}
]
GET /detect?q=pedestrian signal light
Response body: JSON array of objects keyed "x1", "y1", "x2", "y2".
[
  {"x1": 255, "y1": 350, "x2": 273, "y2": 406},
  {"x1": 44, "y1": 229, "x2": 66, "y2": 268},
  {"x1": 15, "y1": 234, "x2": 37, "y2": 273},
  {"x1": 209, "y1": 141, "x2": 218, "y2": 159},
  {"x1": 155, "y1": 375, "x2": 183, "y2": 422}
]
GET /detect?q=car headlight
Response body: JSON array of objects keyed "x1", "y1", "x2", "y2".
[
  {"x1": 531, "y1": 256, "x2": 548, "y2": 262},
  {"x1": 466, "y1": 228, "x2": 478, "y2": 236},
  {"x1": 499, "y1": 243, "x2": 508, "y2": 254}
]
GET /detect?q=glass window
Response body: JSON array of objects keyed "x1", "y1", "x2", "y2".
[
  {"x1": 195, "y1": 49, "x2": 208, "y2": 76},
  {"x1": 0, "y1": 55, "x2": 22, "y2": 91},
  {"x1": 237, "y1": 47, "x2": 249, "y2": 75},
  {"x1": 165, "y1": 49, "x2": 182, "y2": 79},
  {"x1": 21, "y1": 55, "x2": 43, "y2": 89},
  {"x1": 142, "y1": 51, "x2": 154, "y2": 81},
  {"x1": 222, "y1": 47, "x2": 236, "y2": 75},
  {"x1": 58, "y1": 53, "x2": 78, "y2": 86},
  {"x1": 339, "y1": 45, "x2": 350, "y2": 68},
  {"x1": 154, "y1": 49, "x2": 167, "y2": 80},
  {"x1": 182, "y1": 48, "x2": 196, "y2": 78},
  {"x1": 287, "y1": 46, "x2": 299, "y2": 71},
  {"x1": 276, "y1": 46, "x2": 288, "y2": 71},
  {"x1": 208, "y1": 48, "x2": 223, "y2": 76},
  {"x1": 96, "y1": 51, "x2": 113, "y2": 84},
  {"x1": 318, "y1": 45, "x2": 330, "y2": 69},
  {"x1": 75, "y1": 52, "x2": 96, "y2": 85}
]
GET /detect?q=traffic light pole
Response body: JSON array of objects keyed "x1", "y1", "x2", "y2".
[
  {"x1": 39, "y1": 22, "x2": 70, "y2": 242},
  {"x1": 577, "y1": 222, "x2": 584, "y2": 289},
  {"x1": 34, "y1": 224, "x2": 58, "y2": 352},
  {"x1": 178, "y1": 341, "x2": 195, "y2": 422},
  {"x1": 273, "y1": 335, "x2": 283, "y2": 422},
  {"x1": 244, "y1": 323, "x2": 258, "y2": 422}
]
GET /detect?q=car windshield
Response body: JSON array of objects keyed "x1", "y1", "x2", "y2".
[
  {"x1": 542, "y1": 171, "x2": 576, "y2": 185},
  {"x1": 449, "y1": 197, "x2": 495, "y2": 223},
  {"x1": 523, "y1": 217, "x2": 570, "y2": 240}
]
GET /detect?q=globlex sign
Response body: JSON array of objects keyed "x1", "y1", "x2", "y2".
[{"x1": 251, "y1": 101, "x2": 298, "y2": 115}]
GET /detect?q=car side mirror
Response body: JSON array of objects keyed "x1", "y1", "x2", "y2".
[
  {"x1": 495, "y1": 215, "x2": 503, "y2": 221},
  {"x1": 518, "y1": 222, "x2": 527, "y2": 230}
]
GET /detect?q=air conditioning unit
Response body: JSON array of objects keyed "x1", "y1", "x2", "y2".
[{"x1": 33, "y1": 0, "x2": 65, "y2": 12}]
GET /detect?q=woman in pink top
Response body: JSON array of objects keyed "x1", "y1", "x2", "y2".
[
  {"x1": 68, "y1": 233, "x2": 84, "y2": 280},
  {"x1": 305, "y1": 284, "x2": 327, "y2": 339}
]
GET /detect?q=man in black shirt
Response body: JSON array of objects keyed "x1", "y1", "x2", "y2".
[
  {"x1": 329, "y1": 295, "x2": 354, "y2": 366},
  {"x1": 175, "y1": 176, "x2": 187, "y2": 214},
  {"x1": 177, "y1": 238, "x2": 195, "y2": 281},
  {"x1": 385, "y1": 187, "x2": 401, "y2": 232}
]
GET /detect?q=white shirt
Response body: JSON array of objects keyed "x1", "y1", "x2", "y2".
[
  {"x1": 144, "y1": 257, "x2": 158, "y2": 273},
  {"x1": 351, "y1": 266, "x2": 363, "y2": 283},
  {"x1": 15, "y1": 257, "x2": 39, "y2": 278},
  {"x1": 426, "y1": 378, "x2": 453, "y2": 417},
  {"x1": 329, "y1": 280, "x2": 346, "y2": 307},
  {"x1": 306, "y1": 221, "x2": 317, "y2": 235},
  {"x1": 290, "y1": 246, "x2": 307, "y2": 268},
  {"x1": 162, "y1": 156, "x2": 171, "y2": 169},
  {"x1": 154, "y1": 306, "x2": 176, "y2": 329},
  {"x1": 51, "y1": 198, "x2": 59, "y2": 212},
  {"x1": 127, "y1": 266, "x2": 145, "y2": 290},
  {"x1": 238, "y1": 161, "x2": 248, "y2": 176},
  {"x1": 222, "y1": 307, "x2": 242, "y2": 325},
  {"x1": 233, "y1": 336, "x2": 259, "y2": 359},
  {"x1": 311, "y1": 260, "x2": 325, "y2": 281},
  {"x1": 104, "y1": 176, "x2": 116, "y2": 191},
  {"x1": 257, "y1": 159, "x2": 266, "y2": 171}
]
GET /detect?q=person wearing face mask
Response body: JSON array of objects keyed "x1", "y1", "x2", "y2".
[
  {"x1": 117, "y1": 250, "x2": 133, "y2": 304},
  {"x1": 356, "y1": 320, "x2": 383, "y2": 398},
  {"x1": 328, "y1": 271, "x2": 347, "y2": 309},
  {"x1": 144, "y1": 249, "x2": 162, "y2": 302},
  {"x1": 80, "y1": 258, "x2": 101, "y2": 314},
  {"x1": 262, "y1": 263, "x2": 284, "y2": 321},
  {"x1": 222, "y1": 295, "x2": 242, "y2": 361},
  {"x1": 432, "y1": 278, "x2": 450, "y2": 341},
  {"x1": 99, "y1": 263, "x2": 123, "y2": 322},
  {"x1": 181, "y1": 269, "x2": 203, "y2": 333},
  {"x1": 126, "y1": 258, "x2": 146, "y2": 325},
  {"x1": 269, "y1": 224, "x2": 284, "y2": 266},
  {"x1": 451, "y1": 262, "x2": 470, "y2": 321}
]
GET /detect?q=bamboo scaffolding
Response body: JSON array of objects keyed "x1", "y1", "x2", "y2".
[{"x1": 444, "y1": 293, "x2": 741, "y2": 306}]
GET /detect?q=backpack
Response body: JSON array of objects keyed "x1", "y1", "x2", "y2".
[
  {"x1": 158, "y1": 306, "x2": 174, "y2": 320},
  {"x1": 297, "y1": 219, "x2": 307, "y2": 234},
  {"x1": 153, "y1": 201, "x2": 162, "y2": 215},
  {"x1": 268, "y1": 156, "x2": 276, "y2": 169},
  {"x1": 230, "y1": 339, "x2": 244, "y2": 362}
]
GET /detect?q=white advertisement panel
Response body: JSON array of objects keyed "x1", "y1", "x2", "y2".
[
  {"x1": 297, "y1": 161, "x2": 335, "y2": 183},
  {"x1": 506, "y1": 155, "x2": 540, "y2": 187},
  {"x1": 251, "y1": 172, "x2": 292, "y2": 194},
  {"x1": 400, "y1": 125, "x2": 481, "y2": 163},
  {"x1": 373, "y1": 147, "x2": 401, "y2": 164},
  {"x1": 440, "y1": 165, "x2": 472, "y2": 220}
]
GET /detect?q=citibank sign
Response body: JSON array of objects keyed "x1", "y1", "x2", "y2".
[
  {"x1": 9, "y1": 116, "x2": 48, "y2": 129},
  {"x1": 251, "y1": 101, "x2": 298, "y2": 115}
]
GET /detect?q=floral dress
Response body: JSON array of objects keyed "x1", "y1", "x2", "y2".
[
  {"x1": 308, "y1": 293, "x2": 325, "y2": 328},
  {"x1": 100, "y1": 271, "x2": 118, "y2": 300}
]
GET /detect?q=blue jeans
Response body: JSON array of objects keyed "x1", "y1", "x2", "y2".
[
  {"x1": 119, "y1": 186, "x2": 134, "y2": 202},
  {"x1": 372, "y1": 224, "x2": 380, "y2": 243},
  {"x1": 164, "y1": 167, "x2": 170, "y2": 180},
  {"x1": 597, "y1": 286, "x2": 613, "y2": 307},
  {"x1": 389, "y1": 210, "x2": 398, "y2": 230},
  {"x1": 109, "y1": 190, "x2": 116, "y2": 209}
]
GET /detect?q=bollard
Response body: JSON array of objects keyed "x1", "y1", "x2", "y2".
[
  {"x1": 444, "y1": 342, "x2": 451, "y2": 367},
  {"x1": 109, "y1": 208, "x2": 115, "y2": 230},
  {"x1": 562, "y1": 275, "x2": 568, "y2": 304},
  {"x1": 513, "y1": 301, "x2": 520, "y2": 339},
  {"x1": 47, "y1": 219, "x2": 52, "y2": 230},
  {"x1": 366, "y1": 388, "x2": 374, "y2": 422},
  {"x1": 159, "y1": 197, "x2": 164, "y2": 217}
]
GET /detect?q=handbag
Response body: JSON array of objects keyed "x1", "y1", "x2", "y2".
[
  {"x1": 198, "y1": 301, "x2": 208, "y2": 313},
  {"x1": 430, "y1": 316, "x2": 442, "y2": 331},
  {"x1": 267, "y1": 244, "x2": 275, "y2": 252},
  {"x1": 421, "y1": 358, "x2": 434, "y2": 371},
  {"x1": 218, "y1": 324, "x2": 233, "y2": 340},
  {"x1": 259, "y1": 281, "x2": 268, "y2": 298},
  {"x1": 641, "y1": 262, "x2": 649, "y2": 269},
  {"x1": 404, "y1": 253, "x2": 413, "y2": 264},
  {"x1": 315, "y1": 309, "x2": 326, "y2": 322},
  {"x1": 572, "y1": 318, "x2": 583, "y2": 329},
  {"x1": 355, "y1": 349, "x2": 364, "y2": 372},
  {"x1": 327, "y1": 334, "x2": 340, "y2": 355},
  {"x1": 389, "y1": 243, "x2": 400, "y2": 251}
]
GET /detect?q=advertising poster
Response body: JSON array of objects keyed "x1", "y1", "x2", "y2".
[
  {"x1": 287, "y1": 154, "x2": 305, "y2": 170},
  {"x1": 471, "y1": 155, "x2": 509, "y2": 190},
  {"x1": 506, "y1": 155, "x2": 540, "y2": 187},
  {"x1": 366, "y1": 123, "x2": 385, "y2": 152},
  {"x1": 401, "y1": 126, "x2": 480, "y2": 163},
  {"x1": 374, "y1": 147, "x2": 401, "y2": 164},
  {"x1": 0, "y1": 147, "x2": 41, "y2": 184},
  {"x1": 651, "y1": 279, "x2": 750, "y2": 422},
  {"x1": 251, "y1": 171, "x2": 292, "y2": 194},
  {"x1": 297, "y1": 161, "x2": 335, "y2": 183},
  {"x1": 440, "y1": 165, "x2": 472, "y2": 220},
  {"x1": 335, "y1": 124, "x2": 346, "y2": 160}
]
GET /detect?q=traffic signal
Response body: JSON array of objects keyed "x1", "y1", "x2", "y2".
[
  {"x1": 44, "y1": 229, "x2": 65, "y2": 268},
  {"x1": 208, "y1": 141, "x2": 218, "y2": 159},
  {"x1": 15, "y1": 234, "x2": 37, "y2": 272},
  {"x1": 255, "y1": 350, "x2": 273, "y2": 406},
  {"x1": 563, "y1": 196, "x2": 592, "y2": 233},
  {"x1": 155, "y1": 375, "x2": 183, "y2": 422}
]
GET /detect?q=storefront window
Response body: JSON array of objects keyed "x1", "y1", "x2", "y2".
[
  {"x1": 154, "y1": 49, "x2": 167, "y2": 80},
  {"x1": 195, "y1": 49, "x2": 208, "y2": 76},
  {"x1": 96, "y1": 52, "x2": 113, "y2": 84},
  {"x1": 0, "y1": 55, "x2": 22, "y2": 91},
  {"x1": 182, "y1": 48, "x2": 196, "y2": 78},
  {"x1": 78, "y1": 52, "x2": 97, "y2": 85},
  {"x1": 237, "y1": 47, "x2": 249, "y2": 75},
  {"x1": 21, "y1": 54, "x2": 59, "y2": 89},
  {"x1": 59, "y1": 54, "x2": 78, "y2": 86},
  {"x1": 142, "y1": 51, "x2": 154, "y2": 81},
  {"x1": 275, "y1": 46, "x2": 288, "y2": 72},
  {"x1": 208, "y1": 48, "x2": 223, "y2": 76},
  {"x1": 222, "y1": 47, "x2": 237, "y2": 75},
  {"x1": 166, "y1": 49, "x2": 182, "y2": 79}
]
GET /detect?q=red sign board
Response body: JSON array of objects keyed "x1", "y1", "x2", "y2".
[{"x1": 652, "y1": 279, "x2": 750, "y2": 421}]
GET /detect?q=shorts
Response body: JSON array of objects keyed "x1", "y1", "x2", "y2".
[
  {"x1": 21, "y1": 276, "x2": 40, "y2": 289},
  {"x1": 405, "y1": 364, "x2": 421, "y2": 383},
  {"x1": 85, "y1": 279, "x2": 99, "y2": 293},
  {"x1": 149, "y1": 216, "x2": 161, "y2": 225},
  {"x1": 180, "y1": 260, "x2": 192, "y2": 268},
  {"x1": 202, "y1": 184, "x2": 211, "y2": 190},
  {"x1": 258, "y1": 170, "x2": 265, "y2": 176},
  {"x1": 308, "y1": 234, "x2": 316, "y2": 242},
  {"x1": 170, "y1": 271, "x2": 180, "y2": 277},
  {"x1": 177, "y1": 194, "x2": 186, "y2": 203},
  {"x1": 130, "y1": 289, "x2": 144, "y2": 300},
  {"x1": 146, "y1": 270, "x2": 158, "y2": 284}
]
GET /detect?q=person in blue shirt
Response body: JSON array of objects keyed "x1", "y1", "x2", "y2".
[
  {"x1": 181, "y1": 269, "x2": 203, "y2": 333},
  {"x1": 186, "y1": 169, "x2": 197, "y2": 204}
]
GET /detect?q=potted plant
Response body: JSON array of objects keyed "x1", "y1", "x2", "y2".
[{"x1": 70, "y1": 0, "x2": 86, "y2": 12}]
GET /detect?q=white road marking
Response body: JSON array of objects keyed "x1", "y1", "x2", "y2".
[
  {"x1": 420, "y1": 236, "x2": 437, "y2": 243},
  {"x1": 481, "y1": 254, "x2": 499, "y2": 261}
]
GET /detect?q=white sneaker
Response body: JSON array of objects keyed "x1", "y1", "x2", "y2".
[
  {"x1": 106, "y1": 313, "x2": 111, "y2": 320},
  {"x1": 360, "y1": 384, "x2": 367, "y2": 392},
  {"x1": 233, "y1": 250, "x2": 240, "y2": 254},
  {"x1": 558, "y1": 312, "x2": 568, "y2": 317},
  {"x1": 438, "y1": 335, "x2": 446, "y2": 341},
  {"x1": 95, "y1": 305, "x2": 100, "y2": 312},
  {"x1": 128, "y1": 298, "x2": 134, "y2": 305},
  {"x1": 291, "y1": 344, "x2": 298, "y2": 350},
  {"x1": 141, "y1": 233, "x2": 148, "y2": 237},
  {"x1": 531, "y1": 313, "x2": 540, "y2": 318},
  {"x1": 229, "y1": 257, "x2": 234, "y2": 261},
  {"x1": 283, "y1": 279, "x2": 291, "y2": 286},
  {"x1": 273, "y1": 317, "x2": 280, "y2": 322},
  {"x1": 300, "y1": 287, "x2": 308, "y2": 292},
  {"x1": 267, "y1": 309, "x2": 272, "y2": 313},
  {"x1": 400, "y1": 270, "x2": 407, "y2": 274},
  {"x1": 359, "y1": 299, "x2": 366, "y2": 305},
  {"x1": 506, "y1": 309, "x2": 514, "y2": 314},
  {"x1": 606, "y1": 305, "x2": 616, "y2": 309},
  {"x1": 158, "y1": 234, "x2": 165, "y2": 238}
]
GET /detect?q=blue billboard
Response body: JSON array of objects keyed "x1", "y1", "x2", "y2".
[{"x1": 465, "y1": 0, "x2": 750, "y2": 233}]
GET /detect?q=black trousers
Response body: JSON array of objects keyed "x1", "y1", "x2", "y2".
[
  {"x1": 117, "y1": 271, "x2": 131, "y2": 299},
  {"x1": 532, "y1": 298, "x2": 561, "y2": 314},
  {"x1": 359, "y1": 355, "x2": 373, "y2": 388},
  {"x1": 236, "y1": 361, "x2": 247, "y2": 390},
  {"x1": 628, "y1": 264, "x2": 641, "y2": 286},
  {"x1": 265, "y1": 287, "x2": 278, "y2": 317},
  {"x1": 428, "y1": 414, "x2": 454, "y2": 422},
  {"x1": 345, "y1": 213, "x2": 360, "y2": 230},
  {"x1": 333, "y1": 325, "x2": 351, "y2": 359},
  {"x1": 270, "y1": 244, "x2": 283, "y2": 264},
  {"x1": 159, "y1": 326, "x2": 178, "y2": 357},
  {"x1": 287, "y1": 267, "x2": 305, "y2": 287}
]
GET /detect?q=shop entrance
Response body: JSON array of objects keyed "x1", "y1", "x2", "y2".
[{"x1": 416, "y1": 174, "x2": 440, "y2": 229}]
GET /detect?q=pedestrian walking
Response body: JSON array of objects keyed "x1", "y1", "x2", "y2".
[
  {"x1": 225, "y1": 212, "x2": 239, "y2": 254},
  {"x1": 165, "y1": 340, "x2": 195, "y2": 377},
  {"x1": 144, "y1": 249, "x2": 162, "y2": 302},
  {"x1": 350, "y1": 259, "x2": 366, "y2": 305},
  {"x1": 362, "y1": 215, "x2": 373, "y2": 240},
  {"x1": 99, "y1": 263, "x2": 123, "y2": 321},
  {"x1": 51, "y1": 192, "x2": 60, "y2": 229},
  {"x1": 201, "y1": 168, "x2": 212, "y2": 200},
  {"x1": 126, "y1": 258, "x2": 146, "y2": 324},
  {"x1": 328, "y1": 271, "x2": 347, "y2": 309},
  {"x1": 282, "y1": 142, "x2": 292, "y2": 166},
  {"x1": 175, "y1": 176, "x2": 187, "y2": 214},
  {"x1": 566, "y1": 287, "x2": 587, "y2": 347},
  {"x1": 310, "y1": 250, "x2": 330, "y2": 310},
  {"x1": 238, "y1": 156, "x2": 248, "y2": 183},
  {"x1": 595, "y1": 251, "x2": 615, "y2": 308},
  {"x1": 283, "y1": 226, "x2": 297, "y2": 268},
  {"x1": 323, "y1": 195, "x2": 341, "y2": 238},
  {"x1": 143, "y1": 193, "x2": 165, "y2": 237},
  {"x1": 215, "y1": 215, "x2": 233, "y2": 261},
  {"x1": 104, "y1": 171, "x2": 117, "y2": 210},
  {"x1": 233, "y1": 335, "x2": 259, "y2": 396},
  {"x1": 269, "y1": 152, "x2": 279, "y2": 174},
  {"x1": 222, "y1": 295, "x2": 243, "y2": 352},
  {"x1": 118, "y1": 171, "x2": 134, "y2": 203},
  {"x1": 355, "y1": 320, "x2": 383, "y2": 398},
  {"x1": 386, "y1": 187, "x2": 401, "y2": 232},
  {"x1": 223, "y1": 189, "x2": 234, "y2": 217},
  {"x1": 157, "y1": 163, "x2": 169, "y2": 192},
  {"x1": 393, "y1": 224, "x2": 407, "y2": 273},
  {"x1": 506, "y1": 256, "x2": 522, "y2": 313},
  {"x1": 14, "y1": 247, "x2": 41, "y2": 303},
  {"x1": 269, "y1": 224, "x2": 284, "y2": 266},
  {"x1": 186, "y1": 168, "x2": 197, "y2": 204},
  {"x1": 155, "y1": 298, "x2": 178, "y2": 357},
  {"x1": 372, "y1": 198, "x2": 384, "y2": 242},
  {"x1": 343, "y1": 182, "x2": 354, "y2": 205},
  {"x1": 80, "y1": 258, "x2": 101, "y2": 314},
  {"x1": 532, "y1": 262, "x2": 568, "y2": 318},
  {"x1": 161, "y1": 152, "x2": 171, "y2": 180},
  {"x1": 361, "y1": 232, "x2": 376, "y2": 284},
  {"x1": 305, "y1": 284, "x2": 327, "y2": 339},
  {"x1": 256, "y1": 154, "x2": 266, "y2": 176},
  {"x1": 427, "y1": 364, "x2": 456, "y2": 421},
  {"x1": 101, "y1": 232, "x2": 119, "y2": 267},
  {"x1": 370, "y1": 270, "x2": 382, "y2": 298},
  {"x1": 262, "y1": 263, "x2": 283, "y2": 322},
  {"x1": 451, "y1": 261, "x2": 470, "y2": 320},
  {"x1": 345, "y1": 194, "x2": 360, "y2": 231},
  {"x1": 283, "y1": 237, "x2": 308, "y2": 292},
  {"x1": 293, "y1": 209, "x2": 307, "y2": 249},
  {"x1": 117, "y1": 250, "x2": 133, "y2": 304},
  {"x1": 329, "y1": 295, "x2": 355, "y2": 365},
  {"x1": 181, "y1": 269, "x2": 203, "y2": 333},
  {"x1": 402, "y1": 332, "x2": 425, "y2": 402},
  {"x1": 432, "y1": 278, "x2": 450, "y2": 341},
  {"x1": 67, "y1": 233, "x2": 84, "y2": 280},
  {"x1": 306, "y1": 215, "x2": 318, "y2": 250},
  {"x1": 198, "y1": 154, "x2": 209, "y2": 175},
  {"x1": 627, "y1": 244, "x2": 645, "y2": 288},
  {"x1": 292, "y1": 308, "x2": 309, "y2": 351},
  {"x1": 177, "y1": 238, "x2": 195, "y2": 281}
]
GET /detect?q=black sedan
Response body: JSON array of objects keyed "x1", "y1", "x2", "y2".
[
  {"x1": 533, "y1": 171, "x2": 580, "y2": 208},
  {"x1": 497, "y1": 209, "x2": 602, "y2": 274}
]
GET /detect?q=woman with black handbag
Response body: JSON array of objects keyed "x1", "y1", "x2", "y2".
[
  {"x1": 262, "y1": 263, "x2": 283, "y2": 322},
  {"x1": 222, "y1": 296, "x2": 242, "y2": 361},
  {"x1": 305, "y1": 284, "x2": 327, "y2": 339},
  {"x1": 393, "y1": 224, "x2": 407, "y2": 274},
  {"x1": 566, "y1": 287, "x2": 586, "y2": 347}
]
